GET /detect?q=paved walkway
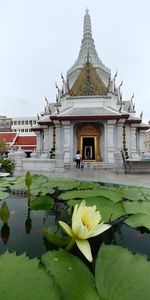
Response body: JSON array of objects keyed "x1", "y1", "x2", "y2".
[{"x1": 14, "y1": 168, "x2": 150, "y2": 188}]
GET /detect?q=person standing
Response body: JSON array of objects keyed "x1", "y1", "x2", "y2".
[{"x1": 75, "y1": 150, "x2": 81, "y2": 169}]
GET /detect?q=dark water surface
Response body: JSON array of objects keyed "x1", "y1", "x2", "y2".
[{"x1": 1, "y1": 196, "x2": 150, "y2": 261}]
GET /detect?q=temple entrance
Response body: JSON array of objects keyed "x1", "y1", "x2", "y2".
[
  {"x1": 82, "y1": 137, "x2": 95, "y2": 160},
  {"x1": 76, "y1": 123, "x2": 101, "y2": 162}
]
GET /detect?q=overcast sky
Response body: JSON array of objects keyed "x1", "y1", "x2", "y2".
[{"x1": 0, "y1": 0, "x2": 150, "y2": 123}]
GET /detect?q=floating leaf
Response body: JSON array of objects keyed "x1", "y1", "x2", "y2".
[
  {"x1": 125, "y1": 213, "x2": 150, "y2": 230},
  {"x1": 59, "y1": 188, "x2": 123, "y2": 202},
  {"x1": 95, "y1": 244, "x2": 150, "y2": 300},
  {"x1": 76, "y1": 181, "x2": 100, "y2": 190},
  {"x1": 42, "y1": 249, "x2": 99, "y2": 300},
  {"x1": 140, "y1": 187, "x2": 150, "y2": 201},
  {"x1": 9, "y1": 176, "x2": 26, "y2": 191},
  {"x1": 48, "y1": 178, "x2": 80, "y2": 190},
  {"x1": 0, "y1": 201, "x2": 10, "y2": 223},
  {"x1": 30, "y1": 196, "x2": 54, "y2": 210},
  {"x1": 123, "y1": 200, "x2": 150, "y2": 216},
  {"x1": 120, "y1": 187, "x2": 142, "y2": 201},
  {"x1": 44, "y1": 227, "x2": 71, "y2": 246},
  {"x1": 0, "y1": 190, "x2": 10, "y2": 200},
  {"x1": 0, "y1": 251, "x2": 61, "y2": 300}
]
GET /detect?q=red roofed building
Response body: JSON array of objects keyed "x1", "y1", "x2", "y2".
[{"x1": 0, "y1": 132, "x2": 37, "y2": 157}]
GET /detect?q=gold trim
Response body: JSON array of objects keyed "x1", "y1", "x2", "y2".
[
  {"x1": 69, "y1": 61, "x2": 108, "y2": 96},
  {"x1": 77, "y1": 123, "x2": 101, "y2": 162}
]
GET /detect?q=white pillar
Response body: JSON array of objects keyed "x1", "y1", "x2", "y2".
[
  {"x1": 35, "y1": 131, "x2": 43, "y2": 155},
  {"x1": 138, "y1": 130, "x2": 146, "y2": 154},
  {"x1": 62, "y1": 121, "x2": 71, "y2": 163},
  {"x1": 130, "y1": 125, "x2": 138, "y2": 158},
  {"x1": 106, "y1": 120, "x2": 116, "y2": 163},
  {"x1": 55, "y1": 121, "x2": 64, "y2": 167}
]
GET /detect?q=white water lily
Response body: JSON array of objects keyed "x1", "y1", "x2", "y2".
[{"x1": 59, "y1": 200, "x2": 111, "y2": 262}]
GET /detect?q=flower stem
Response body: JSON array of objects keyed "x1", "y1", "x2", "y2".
[{"x1": 65, "y1": 238, "x2": 75, "y2": 251}]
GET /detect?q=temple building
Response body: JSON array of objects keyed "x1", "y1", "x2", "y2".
[{"x1": 32, "y1": 9, "x2": 149, "y2": 169}]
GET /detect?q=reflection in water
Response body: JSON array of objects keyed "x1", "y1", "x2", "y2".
[
  {"x1": 1, "y1": 223, "x2": 10, "y2": 245},
  {"x1": 25, "y1": 208, "x2": 32, "y2": 234},
  {"x1": 0, "y1": 196, "x2": 150, "y2": 261}
]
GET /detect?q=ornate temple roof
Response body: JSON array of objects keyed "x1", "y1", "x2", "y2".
[
  {"x1": 69, "y1": 59, "x2": 108, "y2": 96},
  {"x1": 67, "y1": 9, "x2": 111, "y2": 89}
]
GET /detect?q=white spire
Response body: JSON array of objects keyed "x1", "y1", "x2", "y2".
[{"x1": 67, "y1": 9, "x2": 111, "y2": 88}]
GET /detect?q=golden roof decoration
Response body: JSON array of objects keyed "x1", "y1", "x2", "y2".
[{"x1": 69, "y1": 60, "x2": 108, "y2": 96}]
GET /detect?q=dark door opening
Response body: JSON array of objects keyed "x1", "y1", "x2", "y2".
[{"x1": 82, "y1": 137, "x2": 95, "y2": 160}]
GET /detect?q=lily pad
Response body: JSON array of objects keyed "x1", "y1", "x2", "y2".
[
  {"x1": 125, "y1": 213, "x2": 150, "y2": 230},
  {"x1": 95, "y1": 244, "x2": 150, "y2": 300},
  {"x1": 120, "y1": 187, "x2": 142, "y2": 201},
  {"x1": 44, "y1": 227, "x2": 71, "y2": 246},
  {"x1": 0, "y1": 251, "x2": 61, "y2": 300},
  {"x1": 9, "y1": 176, "x2": 26, "y2": 191},
  {"x1": 42, "y1": 249, "x2": 99, "y2": 300},
  {"x1": 123, "y1": 200, "x2": 150, "y2": 216},
  {"x1": 59, "y1": 187, "x2": 123, "y2": 202},
  {"x1": 48, "y1": 178, "x2": 80, "y2": 190},
  {"x1": 30, "y1": 196, "x2": 54, "y2": 210},
  {"x1": 76, "y1": 181, "x2": 100, "y2": 190},
  {"x1": 0, "y1": 190, "x2": 10, "y2": 200}
]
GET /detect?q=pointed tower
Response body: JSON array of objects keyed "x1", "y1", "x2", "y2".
[{"x1": 67, "y1": 9, "x2": 111, "y2": 89}]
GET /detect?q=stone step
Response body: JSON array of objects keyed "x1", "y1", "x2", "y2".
[{"x1": 65, "y1": 162, "x2": 115, "y2": 170}]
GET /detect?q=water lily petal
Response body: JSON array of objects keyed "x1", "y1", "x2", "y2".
[
  {"x1": 90, "y1": 223, "x2": 111, "y2": 237},
  {"x1": 58, "y1": 221, "x2": 73, "y2": 237},
  {"x1": 75, "y1": 239, "x2": 93, "y2": 262}
]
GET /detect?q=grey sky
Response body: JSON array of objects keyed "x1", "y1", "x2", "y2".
[{"x1": 0, "y1": 0, "x2": 150, "y2": 123}]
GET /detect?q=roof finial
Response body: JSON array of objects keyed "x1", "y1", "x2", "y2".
[{"x1": 86, "y1": 7, "x2": 89, "y2": 14}]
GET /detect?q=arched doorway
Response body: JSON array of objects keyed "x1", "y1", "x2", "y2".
[{"x1": 77, "y1": 123, "x2": 101, "y2": 161}]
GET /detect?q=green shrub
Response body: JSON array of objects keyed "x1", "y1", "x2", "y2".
[{"x1": 0, "y1": 158, "x2": 16, "y2": 174}]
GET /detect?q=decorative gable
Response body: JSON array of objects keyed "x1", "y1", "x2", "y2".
[{"x1": 69, "y1": 60, "x2": 108, "y2": 96}]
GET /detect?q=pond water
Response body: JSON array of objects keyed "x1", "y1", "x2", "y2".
[{"x1": 0, "y1": 196, "x2": 150, "y2": 261}]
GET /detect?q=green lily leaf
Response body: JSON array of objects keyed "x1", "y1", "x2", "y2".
[
  {"x1": 140, "y1": 187, "x2": 150, "y2": 201},
  {"x1": 0, "y1": 190, "x2": 10, "y2": 200},
  {"x1": 120, "y1": 187, "x2": 142, "y2": 201},
  {"x1": 0, "y1": 178, "x2": 11, "y2": 187},
  {"x1": 76, "y1": 181, "x2": 100, "y2": 190},
  {"x1": 125, "y1": 213, "x2": 150, "y2": 230},
  {"x1": 0, "y1": 251, "x2": 61, "y2": 300},
  {"x1": 59, "y1": 187, "x2": 123, "y2": 202},
  {"x1": 123, "y1": 200, "x2": 150, "y2": 216},
  {"x1": 95, "y1": 244, "x2": 150, "y2": 300},
  {"x1": 44, "y1": 227, "x2": 71, "y2": 246},
  {"x1": 9, "y1": 176, "x2": 26, "y2": 191},
  {"x1": 0, "y1": 201, "x2": 10, "y2": 223},
  {"x1": 42, "y1": 249, "x2": 99, "y2": 300},
  {"x1": 48, "y1": 178, "x2": 80, "y2": 190},
  {"x1": 68, "y1": 197, "x2": 125, "y2": 222},
  {"x1": 30, "y1": 196, "x2": 54, "y2": 210}
]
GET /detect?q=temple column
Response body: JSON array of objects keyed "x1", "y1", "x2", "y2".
[
  {"x1": 137, "y1": 130, "x2": 146, "y2": 154},
  {"x1": 62, "y1": 121, "x2": 71, "y2": 163},
  {"x1": 42, "y1": 127, "x2": 50, "y2": 156},
  {"x1": 130, "y1": 125, "x2": 139, "y2": 158},
  {"x1": 54, "y1": 121, "x2": 64, "y2": 168},
  {"x1": 35, "y1": 131, "x2": 43, "y2": 156},
  {"x1": 106, "y1": 120, "x2": 116, "y2": 163}
]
